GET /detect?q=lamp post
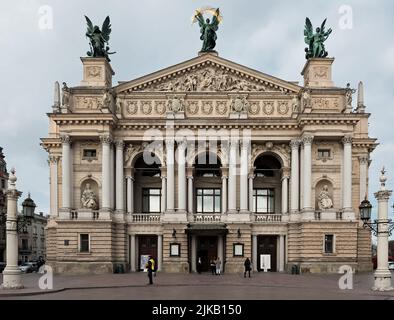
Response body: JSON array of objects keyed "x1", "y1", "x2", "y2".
[
  {"x1": 360, "y1": 167, "x2": 394, "y2": 291},
  {"x1": 1, "y1": 168, "x2": 23, "y2": 289}
]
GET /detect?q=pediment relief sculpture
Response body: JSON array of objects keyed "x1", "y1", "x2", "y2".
[
  {"x1": 167, "y1": 96, "x2": 185, "y2": 113},
  {"x1": 129, "y1": 66, "x2": 289, "y2": 93}
]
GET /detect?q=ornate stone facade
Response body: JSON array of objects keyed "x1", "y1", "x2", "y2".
[{"x1": 41, "y1": 52, "x2": 377, "y2": 275}]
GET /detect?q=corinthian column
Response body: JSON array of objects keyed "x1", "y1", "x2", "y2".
[
  {"x1": 177, "y1": 140, "x2": 187, "y2": 212},
  {"x1": 48, "y1": 155, "x2": 59, "y2": 217},
  {"x1": 228, "y1": 139, "x2": 238, "y2": 213},
  {"x1": 115, "y1": 140, "x2": 125, "y2": 212},
  {"x1": 342, "y1": 135, "x2": 353, "y2": 211},
  {"x1": 359, "y1": 155, "x2": 369, "y2": 202},
  {"x1": 166, "y1": 139, "x2": 175, "y2": 212},
  {"x1": 281, "y1": 168, "x2": 290, "y2": 214},
  {"x1": 302, "y1": 135, "x2": 314, "y2": 211},
  {"x1": 187, "y1": 167, "x2": 194, "y2": 214},
  {"x1": 61, "y1": 135, "x2": 71, "y2": 209},
  {"x1": 290, "y1": 140, "x2": 300, "y2": 213},
  {"x1": 240, "y1": 140, "x2": 250, "y2": 213},
  {"x1": 126, "y1": 175, "x2": 134, "y2": 214},
  {"x1": 1, "y1": 169, "x2": 23, "y2": 289},
  {"x1": 101, "y1": 135, "x2": 112, "y2": 210}
]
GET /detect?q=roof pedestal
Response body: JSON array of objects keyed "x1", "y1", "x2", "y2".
[{"x1": 301, "y1": 58, "x2": 335, "y2": 88}]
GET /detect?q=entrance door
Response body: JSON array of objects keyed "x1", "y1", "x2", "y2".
[
  {"x1": 197, "y1": 236, "x2": 218, "y2": 272},
  {"x1": 257, "y1": 236, "x2": 277, "y2": 272},
  {"x1": 138, "y1": 236, "x2": 158, "y2": 271}
]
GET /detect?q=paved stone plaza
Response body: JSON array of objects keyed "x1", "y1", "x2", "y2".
[{"x1": 1, "y1": 272, "x2": 394, "y2": 300}]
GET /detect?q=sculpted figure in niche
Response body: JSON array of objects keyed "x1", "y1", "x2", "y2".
[
  {"x1": 318, "y1": 185, "x2": 333, "y2": 210},
  {"x1": 81, "y1": 183, "x2": 98, "y2": 210}
]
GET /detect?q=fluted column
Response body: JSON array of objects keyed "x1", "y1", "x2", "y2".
[
  {"x1": 187, "y1": 169, "x2": 194, "y2": 214},
  {"x1": 48, "y1": 155, "x2": 59, "y2": 217},
  {"x1": 110, "y1": 143, "x2": 114, "y2": 210},
  {"x1": 373, "y1": 168, "x2": 393, "y2": 291},
  {"x1": 290, "y1": 140, "x2": 300, "y2": 213},
  {"x1": 158, "y1": 235, "x2": 163, "y2": 272},
  {"x1": 161, "y1": 169, "x2": 167, "y2": 213},
  {"x1": 101, "y1": 135, "x2": 112, "y2": 210},
  {"x1": 302, "y1": 135, "x2": 314, "y2": 211},
  {"x1": 126, "y1": 175, "x2": 134, "y2": 214},
  {"x1": 252, "y1": 235, "x2": 258, "y2": 271},
  {"x1": 249, "y1": 172, "x2": 255, "y2": 212},
  {"x1": 2, "y1": 169, "x2": 23, "y2": 289},
  {"x1": 281, "y1": 168, "x2": 290, "y2": 214},
  {"x1": 115, "y1": 140, "x2": 125, "y2": 212},
  {"x1": 221, "y1": 168, "x2": 228, "y2": 214},
  {"x1": 240, "y1": 141, "x2": 249, "y2": 212},
  {"x1": 177, "y1": 140, "x2": 187, "y2": 212},
  {"x1": 166, "y1": 139, "x2": 175, "y2": 212},
  {"x1": 359, "y1": 155, "x2": 369, "y2": 202},
  {"x1": 228, "y1": 139, "x2": 238, "y2": 212},
  {"x1": 61, "y1": 135, "x2": 71, "y2": 209},
  {"x1": 342, "y1": 136, "x2": 353, "y2": 210}
]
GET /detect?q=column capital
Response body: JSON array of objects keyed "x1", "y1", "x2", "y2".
[
  {"x1": 374, "y1": 190, "x2": 392, "y2": 201},
  {"x1": 125, "y1": 175, "x2": 135, "y2": 182},
  {"x1": 281, "y1": 167, "x2": 291, "y2": 179},
  {"x1": 359, "y1": 155, "x2": 369, "y2": 165},
  {"x1": 114, "y1": 139, "x2": 125, "y2": 149},
  {"x1": 248, "y1": 174, "x2": 256, "y2": 180},
  {"x1": 302, "y1": 135, "x2": 314, "y2": 145},
  {"x1": 230, "y1": 138, "x2": 239, "y2": 147},
  {"x1": 176, "y1": 138, "x2": 188, "y2": 149},
  {"x1": 221, "y1": 175, "x2": 229, "y2": 180},
  {"x1": 165, "y1": 139, "x2": 175, "y2": 149},
  {"x1": 240, "y1": 139, "x2": 251, "y2": 150},
  {"x1": 221, "y1": 167, "x2": 229, "y2": 177},
  {"x1": 48, "y1": 155, "x2": 60, "y2": 165},
  {"x1": 289, "y1": 139, "x2": 300, "y2": 149},
  {"x1": 60, "y1": 134, "x2": 71, "y2": 145},
  {"x1": 342, "y1": 135, "x2": 353, "y2": 145},
  {"x1": 100, "y1": 135, "x2": 113, "y2": 145}
]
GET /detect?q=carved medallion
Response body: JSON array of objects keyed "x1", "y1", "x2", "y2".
[
  {"x1": 202, "y1": 101, "x2": 213, "y2": 115},
  {"x1": 277, "y1": 101, "x2": 289, "y2": 115},
  {"x1": 263, "y1": 101, "x2": 275, "y2": 115},
  {"x1": 126, "y1": 101, "x2": 138, "y2": 115},
  {"x1": 230, "y1": 96, "x2": 248, "y2": 113},
  {"x1": 313, "y1": 66, "x2": 328, "y2": 79},
  {"x1": 141, "y1": 101, "x2": 152, "y2": 115},
  {"x1": 187, "y1": 101, "x2": 199, "y2": 115},
  {"x1": 215, "y1": 101, "x2": 228, "y2": 115},
  {"x1": 87, "y1": 66, "x2": 101, "y2": 79},
  {"x1": 248, "y1": 102, "x2": 260, "y2": 115},
  {"x1": 167, "y1": 97, "x2": 184, "y2": 113},
  {"x1": 154, "y1": 101, "x2": 166, "y2": 115}
]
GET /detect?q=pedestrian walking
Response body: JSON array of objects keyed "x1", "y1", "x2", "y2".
[
  {"x1": 244, "y1": 257, "x2": 251, "y2": 278},
  {"x1": 210, "y1": 258, "x2": 216, "y2": 275},
  {"x1": 216, "y1": 257, "x2": 221, "y2": 275},
  {"x1": 145, "y1": 256, "x2": 155, "y2": 285}
]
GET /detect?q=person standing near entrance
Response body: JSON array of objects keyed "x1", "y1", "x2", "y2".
[
  {"x1": 145, "y1": 256, "x2": 155, "y2": 285},
  {"x1": 216, "y1": 257, "x2": 222, "y2": 275},
  {"x1": 210, "y1": 258, "x2": 216, "y2": 275},
  {"x1": 244, "y1": 257, "x2": 251, "y2": 278},
  {"x1": 197, "y1": 257, "x2": 202, "y2": 274}
]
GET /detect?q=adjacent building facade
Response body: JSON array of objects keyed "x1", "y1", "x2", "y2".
[
  {"x1": 41, "y1": 51, "x2": 376, "y2": 274},
  {"x1": 18, "y1": 194, "x2": 47, "y2": 263}
]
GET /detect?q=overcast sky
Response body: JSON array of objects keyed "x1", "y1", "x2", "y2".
[{"x1": 0, "y1": 0, "x2": 393, "y2": 218}]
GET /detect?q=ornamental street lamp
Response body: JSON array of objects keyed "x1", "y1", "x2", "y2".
[{"x1": 360, "y1": 167, "x2": 394, "y2": 291}]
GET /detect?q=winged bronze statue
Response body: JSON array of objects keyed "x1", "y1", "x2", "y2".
[
  {"x1": 193, "y1": 8, "x2": 222, "y2": 52},
  {"x1": 85, "y1": 16, "x2": 115, "y2": 62},
  {"x1": 304, "y1": 18, "x2": 332, "y2": 59}
]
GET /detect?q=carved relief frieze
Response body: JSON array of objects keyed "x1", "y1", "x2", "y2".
[
  {"x1": 248, "y1": 101, "x2": 260, "y2": 115},
  {"x1": 125, "y1": 101, "x2": 138, "y2": 115},
  {"x1": 215, "y1": 101, "x2": 228, "y2": 115},
  {"x1": 262, "y1": 101, "x2": 275, "y2": 115},
  {"x1": 312, "y1": 97, "x2": 340, "y2": 110},
  {"x1": 186, "y1": 100, "x2": 199, "y2": 115},
  {"x1": 277, "y1": 100, "x2": 290, "y2": 115},
  {"x1": 141, "y1": 101, "x2": 153, "y2": 115},
  {"x1": 74, "y1": 96, "x2": 103, "y2": 110},
  {"x1": 202, "y1": 101, "x2": 214, "y2": 115},
  {"x1": 154, "y1": 101, "x2": 166, "y2": 115}
]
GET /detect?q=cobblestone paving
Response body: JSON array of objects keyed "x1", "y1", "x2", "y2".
[{"x1": 1, "y1": 272, "x2": 394, "y2": 300}]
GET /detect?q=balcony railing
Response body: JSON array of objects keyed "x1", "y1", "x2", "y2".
[
  {"x1": 131, "y1": 214, "x2": 161, "y2": 223},
  {"x1": 254, "y1": 214, "x2": 283, "y2": 223},
  {"x1": 193, "y1": 214, "x2": 223, "y2": 223}
]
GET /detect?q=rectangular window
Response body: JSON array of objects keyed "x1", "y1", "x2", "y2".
[
  {"x1": 324, "y1": 235, "x2": 334, "y2": 254},
  {"x1": 21, "y1": 239, "x2": 29, "y2": 251},
  {"x1": 142, "y1": 189, "x2": 161, "y2": 213},
  {"x1": 1, "y1": 179, "x2": 5, "y2": 189},
  {"x1": 79, "y1": 234, "x2": 90, "y2": 253},
  {"x1": 83, "y1": 149, "x2": 97, "y2": 158},
  {"x1": 196, "y1": 189, "x2": 221, "y2": 213},
  {"x1": 253, "y1": 189, "x2": 275, "y2": 213},
  {"x1": 318, "y1": 149, "x2": 331, "y2": 158}
]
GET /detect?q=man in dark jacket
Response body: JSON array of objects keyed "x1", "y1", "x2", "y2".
[
  {"x1": 244, "y1": 257, "x2": 251, "y2": 278},
  {"x1": 146, "y1": 256, "x2": 154, "y2": 284}
]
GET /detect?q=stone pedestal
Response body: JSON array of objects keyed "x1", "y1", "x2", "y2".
[
  {"x1": 301, "y1": 58, "x2": 334, "y2": 88},
  {"x1": 81, "y1": 57, "x2": 115, "y2": 87}
]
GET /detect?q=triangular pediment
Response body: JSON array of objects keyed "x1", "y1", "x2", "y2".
[{"x1": 115, "y1": 53, "x2": 301, "y2": 94}]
